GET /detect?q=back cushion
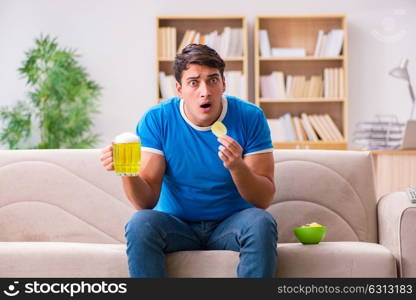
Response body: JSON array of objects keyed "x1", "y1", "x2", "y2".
[
  {"x1": 267, "y1": 150, "x2": 378, "y2": 243},
  {"x1": 0, "y1": 149, "x2": 134, "y2": 243}
]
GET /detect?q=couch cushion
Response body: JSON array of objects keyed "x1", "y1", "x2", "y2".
[
  {"x1": 0, "y1": 149, "x2": 133, "y2": 244},
  {"x1": 168, "y1": 242, "x2": 397, "y2": 278},
  {"x1": 277, "y1": 242, "x2": 397, "y2": 277},
  {"x1": 270, "y1": 150, "x2": 379, "y2": 243},
  {"x1": 0, "y1": 242, "x2": 396, "y2": 278},
  {"x1": 0, "y1": 242, "x2": 129, "y2": 277}
]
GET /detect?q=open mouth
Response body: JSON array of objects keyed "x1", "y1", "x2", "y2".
[{"x1": 200, "y1": 103, "x2": 211, "y2": 109}]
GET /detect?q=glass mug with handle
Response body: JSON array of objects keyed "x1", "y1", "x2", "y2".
[{"x1": 113, "y1": 132, "x2": 141, "y2": 176}]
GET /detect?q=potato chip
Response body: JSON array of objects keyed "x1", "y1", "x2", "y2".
[{"x1": 211, "y1": 121, "x2": 227, "y2": 137}]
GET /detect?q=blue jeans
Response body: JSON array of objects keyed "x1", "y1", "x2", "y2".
[{"x1": 124, "y1": 207, "x2": 278, "y2": 278}]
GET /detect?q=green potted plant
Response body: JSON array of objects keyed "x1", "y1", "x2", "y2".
[{"x1": 0, "y1": 34, "x2": 101, "y2": 149}]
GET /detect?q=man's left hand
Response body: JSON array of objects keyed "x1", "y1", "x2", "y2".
[{"x1": 217, "y1": 135, "x2": 244, "y2": 170}]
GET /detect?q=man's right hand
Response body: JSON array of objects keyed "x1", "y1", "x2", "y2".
[{"x1": 100, "y1": 144, "x2": 114, "y2": 171}]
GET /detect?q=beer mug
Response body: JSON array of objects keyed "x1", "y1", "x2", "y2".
[{"x1": 113, "y1": 132, "x2": 141, "y2": 176}]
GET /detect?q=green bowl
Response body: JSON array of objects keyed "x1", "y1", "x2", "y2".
[{"x1": 293, "y1": 226, "x2": 327, "y2": 244}]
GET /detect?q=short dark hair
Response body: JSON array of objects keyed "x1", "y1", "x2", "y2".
[{"x1": 173, "y1": 44, "x2": 225, "y2": 84}]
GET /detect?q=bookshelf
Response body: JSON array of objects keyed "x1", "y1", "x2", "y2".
[
  {"x1": 255, "y1": 15, "x2": 349, "y2": 150},
  {"x1": 156, "y1": 16, "x2": 248, "y2": 103}
]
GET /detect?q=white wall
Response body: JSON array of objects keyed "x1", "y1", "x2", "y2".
[{"x1": 1, "y1": 0, "x2": 415, "y2": 149}]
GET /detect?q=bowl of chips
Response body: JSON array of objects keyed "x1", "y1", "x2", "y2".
[{"x1": 293, "y1": 222, "x2": 327, "y2": 244}]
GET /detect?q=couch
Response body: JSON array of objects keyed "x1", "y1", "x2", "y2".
[{"x1": 0, "y1": 149, "x2": 413, "y2": 277}]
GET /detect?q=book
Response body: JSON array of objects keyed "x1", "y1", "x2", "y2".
[
  {"x1": 316, "y1": 114, "x2": 334, "y2": 141},
  {"x1": 298, "y1": 118, "x2": 309, "y2": 140},
  {"x1": 177, "y1": 30, "x2": 191, "y2": 53},
  {"x1": 259, "y1": 29, "x2": 271, "y2": 57},
  {"x1": 324, "y1": 114, "x2": 344, "y2": 141},
  {"x1": 313, "y1": 30, "x2": 324, "y2": 56},
  {"x1": 324, "y1": 29, "x2": 344, "y2": 57},
  {"x1": 260, "y1": 75, "x2": 273, "y2": 98},
  {"x1": 267, "y1": 118, "x2": 286, "y2": 142},
  {"x1": 286, "y1": 75, "x2": 293, "y2": 98},
  {"x1": 219, "y1": 27, "x2": 231, "y2": 57},
  {"x1": 271, "y1": 71, "x2": 286, "y2": 98},
  {"x1": 318, "y1": 115, "x2": 337, "y2": 141},
  {"x1": 318, "y1": 34, "x2": 327, "y2": 56},
  {"x1": 224, "y1": 71, "x2": 244, "y2": 98},
  {"x1": 339, "y1": 68, "x2": 344, "y2": 98},
  {"x1": 229, "y1": 28, "x2": 243, "y2": 57},
  {"x1": 308, "y1": 114, "x2": 328, "y2": 141},
  {"x1": 281, "y1": 113, "x2": 296, "y2": 142},
  {"x1": 301, "y1": 113, "x2": 318, "y2": 141},
  {"x1": 293, "y1": 117, "x2": 304, "y2": 141},
  {"x1": 323, "y1": 68, "x2": 329, "y2": 98},
  {"x1": 271, "y1": 48, "x2": 306, "y2": 57}
]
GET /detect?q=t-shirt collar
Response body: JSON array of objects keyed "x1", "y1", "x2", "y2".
[{"x1": 179, "y1": 95, "x2": 228, "y2": 131}]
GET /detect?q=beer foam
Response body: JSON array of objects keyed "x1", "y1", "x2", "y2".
[{"x1": 114, "y1": 132, "x2": 139, "y2": 144}]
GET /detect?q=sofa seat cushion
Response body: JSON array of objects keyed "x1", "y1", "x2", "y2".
[
  {"x1": 0, "y1": 242, "x2": 129, "y2": 277},
  {"x1": 0, "y1": 241, "x2": 397, "y2": 278},
  {"x1": 166, "y1": 242, "x2": 397, "y2": 278},
  {"x1": 278, "y1": 242, "x2": 397, "y2": 277}
]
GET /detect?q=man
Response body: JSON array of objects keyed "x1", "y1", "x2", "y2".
[{"x1": 100, "y1": 44, "x2": 278, "y2": 278}]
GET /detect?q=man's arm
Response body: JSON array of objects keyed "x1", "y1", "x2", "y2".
[
  {"x1": 218, "y1": 136, "x2": 275, "y2": 209},
  {"x1": 121, "y1": 151, "x2": 165, "y2": 210},
  {"x1": 101, "y1": 145, "x2": 165, "y2": 210}
]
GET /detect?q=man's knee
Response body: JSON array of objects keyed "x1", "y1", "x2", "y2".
[
  {"x1": 245, "y1": 208, "x2": 278, "y2": 237},
  {"x1": 125, "y1": 210, "x2": 163, "y2": 240}
]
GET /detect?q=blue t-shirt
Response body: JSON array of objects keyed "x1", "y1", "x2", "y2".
[{"x1": 136, "y1": 95, "x2": 273, "y2": 221}]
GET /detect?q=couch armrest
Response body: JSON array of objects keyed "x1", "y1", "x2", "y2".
[{"x1": 378, "y1": 191, "x2": 416, "y2": 277}]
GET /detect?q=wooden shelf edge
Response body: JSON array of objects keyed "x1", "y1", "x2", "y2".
[
  {"x1": 159, "y1": 57, "x2": 244, "y2": 62},
  {"x1": 158, "y1": 15, "x2": 246, "y2": 20},
  {"x1": 260, "y1": 98, "x2": 345, "y2": 103},
  {"x1": 256, "y1": 14, "x2": 346, "y2": 19},
  {"x1": 273, "y1": 141, "x2": 348, "y2": 150},
  {"x1": 259, "y1": 56, "x2": 344, "y2": 61}
]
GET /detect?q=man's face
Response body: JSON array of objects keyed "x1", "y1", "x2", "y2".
[{"x1": 176, "y1": 64, "x2": 225, "y2": 127}]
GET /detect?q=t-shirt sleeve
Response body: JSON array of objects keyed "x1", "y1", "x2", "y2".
[
  {"x1": 243, "y1": 108, "x2": 274, "y2": 156},
  {"x1": 136, "y1": 108, "x2": 164, "y2": 156}
]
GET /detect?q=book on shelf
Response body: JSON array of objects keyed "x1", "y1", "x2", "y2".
[
  {"x1": 259, "y1": 29, "x2": 271, "y2": 57},
  {"x1": 159, "y1": 72, "x2": 177, "y2": 99},
  {"x1": 293, "y1": 116, "x2": 306, "y2": 141},
  {"x1": 260, "y1": 72, "x2": 285, "y2": 98},
  {"x1": 313, "y1": 29, "x2": 344, "y2": 57},
  {"x1": 260, "y1": 72, "x2": 324, "y2": 99},
  {"x1": 323, "y1": 114, "x2": 344, "y2": 141},
  {"x1": 324, "y1": 67, "x2": 344, "y2": 98},
  {"x1": 224, "y1": 71, "x2": 245, "y2": 99},
  {"x1": 159, "y1": 27, "x2": 177, "y2": 59},
  {"x1": 313, "y1": 30, "x2": 324, "y2": 56},
  {"x1": 176, "y1": 27, "x2": 243, "y2": 57},
  {"x1": 271, "y1": 48, "x2": 306, "y2": 57},
  {"x1": 268, "y1": 113, "x2": 343, "y2": 142},
  {"x1": 307, "y1": 115, "x2": 328, "y2": 141},
  {"x1": 281, "y1": 113, "x2": 296, "y2": 142},
  {"x1": 301, "y1": 113, "x2": 319, "y2": 141}
]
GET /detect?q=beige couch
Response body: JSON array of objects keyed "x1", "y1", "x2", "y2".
[{"x1": 0, "y1": 149, "x2": 414, "y2": 277}]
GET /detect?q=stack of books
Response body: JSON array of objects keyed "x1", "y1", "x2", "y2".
[
  {"x1": 259, "y1": 29, "x2": 344, "y2": 57},
  {"x1": 177, "y1": 27, "x2": 243, "y2": 58},
  {"x1": 313, "y1": 29, "x2": 344, "y2": 57},
  {"x1": 260, "y1": 69, "x2": 343, "y2": 99},
  {"x1": 267, "y1": 113, "x2": 344, "y2": 142},
  {"x1": 352, "y1": 115, "x2": 405, "y2": 150},
  {"x1": 159, "y1": 72, "x2": 177, "y2": 99},
  {"x1": 158, "y1": 27, "x2": 177, "y2": 59},
  {"x1": 224, "y1": 71, "x2": 245, "y2": 99}
]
